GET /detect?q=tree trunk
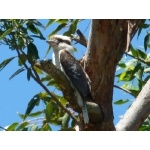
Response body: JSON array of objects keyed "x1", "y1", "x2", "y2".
[{"x1": 84, "y1": 19, "x2": 144, "y2": 130}]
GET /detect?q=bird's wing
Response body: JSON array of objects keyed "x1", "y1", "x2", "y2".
[{"x1": 59, "y1": 50, "x2": 92, "y2": 100}]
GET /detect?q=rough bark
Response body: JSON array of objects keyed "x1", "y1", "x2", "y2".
[
  {"x1": 84, "y1": 19, "x2": 144, "y2": 130},
  {"x1": 116, "y1": 78, "x2": 150, "y2": 131}
]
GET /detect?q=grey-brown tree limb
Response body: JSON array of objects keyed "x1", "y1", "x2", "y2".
[
  {"x1": 116, "y1": 78, "x2": 150, "y2": 130},
  {"x1": 34, "y1": 60, "x2": 103, "y2": 125}
]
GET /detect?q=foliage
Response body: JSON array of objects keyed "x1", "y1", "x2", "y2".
[
  {"x1": 0, "y1": 19, "x2": 150, "y2": 131},
  {"x1": 139, "y1": 115, "x2": 150, "y2": 131},
  {"x1": 0, "y1": 19, "x2": 82, "y2": 131}
]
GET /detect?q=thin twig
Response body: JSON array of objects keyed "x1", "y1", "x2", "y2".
[
  {"x1": 71, "y1": 29, "x2": 87, "y2": 47},
  {"x1": 114, "y1": 85, "x2": 135, "y2": 97},
  {"x1": 0, "y1": 126, "x2": 7, "y2": 131},
  {"x1": 125, "y1": 52, "x2": 150, "y2": 65}
]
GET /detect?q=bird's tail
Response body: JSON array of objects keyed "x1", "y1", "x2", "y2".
[
  {"x1": 75, "y1": 90, "x2": 89, "y2": 124},
  {"x1": 82, "y1": 104, "x2": 89, "y2": 124}
]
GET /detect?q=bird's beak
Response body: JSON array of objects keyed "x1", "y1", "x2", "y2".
[{"x1": 46, "y1": 39, "x2": 58, "y2": 45}]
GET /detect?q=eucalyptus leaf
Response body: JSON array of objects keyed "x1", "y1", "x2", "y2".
[
  {"x1": 114, "y1": 99, "x2": 129, "y2": 105},
  {"x1": 45, "y1": 102, "x2": 54, "y2": 122},
  {"x1": 0, "y1": 57, "x2": 15, "y2": 71},
  {"x1": 7, "y1": 122, "x2": 19, "y2": 131},
  {"x1": 0, "y1": 28, "x2": 12, "y2": 40},
  {"x1": 24, "y1": 95, "x2": 40, "y2": 120},
  {"x1": 144, "y1": 34, "x2": 150, "y2": 51},
  {"x1": 9, "y1": 67, "x2": 25, "y2": 80},
  {"x1": 16, "y1": 122, "x2": 29, "y2": 131}
]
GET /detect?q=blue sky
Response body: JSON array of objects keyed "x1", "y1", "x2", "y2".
[{"x1": 0, "y1": 19, "x2": 148, "y2": 130}]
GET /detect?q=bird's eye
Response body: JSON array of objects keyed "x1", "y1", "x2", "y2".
[{"x1": 57, "y1": 39, "x2": 63, "y2": 44}]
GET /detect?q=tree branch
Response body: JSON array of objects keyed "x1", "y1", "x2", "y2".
[
  {"x1": 125, "y1": 52, "x2": 150, "y2": 65},
  {"x1": 116, "y1": 78, "x2": 150, "y2": 130},
  {"x1": 114, "y1": 85, "x2": 135, "y2": 97},
  {"x1": 34, "y1": 59, "x2": 103, "y2": 123},
  {"x1": 71, "y1": 29, "x2": 87, "y2": 47}
]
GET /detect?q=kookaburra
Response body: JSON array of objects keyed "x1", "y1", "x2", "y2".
[{"x1": 46, "y1": 35, "x2": 93, "y2": 124}]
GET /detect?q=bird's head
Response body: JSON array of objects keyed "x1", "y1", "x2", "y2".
[{"x1": 46, "y1": 35, "x2": 74, "y2": 53}]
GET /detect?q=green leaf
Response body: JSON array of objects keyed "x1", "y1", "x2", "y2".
[
  {"x1": 29, "y1": 111, "x2": 44, "y2": 117},
  {"x1": 44, "y1": 45, "x2": 51, "y2": 58},
  {"x1": 119, "y1": 72, "x2": 127, "y2": 81},
  {"x1": 147, "y1": 44, "x2": 150, "y2": 48},
  {"x1": 18, "y1": 54, "x2": 27, "y2": 66},
  {"x1": 46, "y1": 19, "x2": 56, "y2": 28},
  {"x1": 132, "y1": 63, "x2": 142, "y2": 75},
  {"x1": 45, "y1": 102, "x2": 54, "y2": 122},
  {"x1": 7, "y1": 122, "x2": 19, "y2": 131},
  {"x1": 18, "y1": 37, "x2": 25, "y2": 49},
  {"x1": 137, "y1": 79, "x2": 143, "y2": 90},
  {"x1": 55, "y1": 19, "x2": 68, "y2": 24},
  {"x1": 16, "y1": 122, "x2": 29, "y2": 131},
  {"x1": 130, "y1": 45, "x2": 138, "y2": 57},
  {"x1": 59, "y1": 97, "x2": 67, "y2": 105},
  {"x1": 27, "y1": 68, "x2": 32, "y2": 81},
  {"x1": 142, "y1": 24, "x2": 149, "y2": 28},
  {"x1": 118, "y1": 63, "x2": 126, "y2": 68},
  {"x1": 137, "y1": 49, "x2": 147, "y2": 59},
  {"x1": 41, "y1": 75, "x2": 52, "y2": 82},
  {"x1": 9, "y1": 67, "x2": 25, "y2": 80},
  {"x1": 40, "y1": 123, "x2": 52, "y2": 131},
  {"x1": 0, "y1": 57, "x2": 15, "y2": 71},
  {"x1": 34, "y1": 66, "x2": 43, "y2": 74},
  {"x1": 35, "y1": 28, "x2": 46, "y2": 40},
  {"x1": 62, "y1": 113, "x2": 70, "y2": 129},
  {"x1": 137, "y1": 27, "x2": 142, "y2": 38},
  {"x1": 27, "y1": 23, "x2": 38, "y2": 34},
  {"x1": 26, "y1": 19, "x2": 45, "y2": 29},
  {"x1": 114, "y1": 99, "x2": 129, "y2": 105},
  {"x1": 64, "y1": 19, "x2": 79, "y2": 36},
  {"x1": 139, "y1": 125, "x2": 150, "y2": 131},
  {"x1": 49, "y1": 23, "x2": 67, "y2": 37},
  {"x1": 47, "y1": 78, "x2": 57, "y2": 86},
  {"x1": 38, "y1": 92, "x2": 51, "y2": 103},
  {"x1": 24, "y1": 95, "x2": 40, "y2": 120},
  {"x1": 137, "y1": 20, "x2": 146, "y2": 38},
  {"x1": 27, "y1": 42, "x2": 39, "y2": 60},
  {"x1": 135, "y1": 67, "x2": 144, "y2": 80},
  {"x1": 0, "y1": 28, "x2": 12, "y2": 40},
  {"x1": 129, "y1": 89, "x2": 139, "y2": 96},
  {"x1": 30, "y1": 35, "x2": 46, "y2": 40},
  {"x1": 32, "y1": 20, "x2": 45, "y2": 28},
  {"x1": 73, "y1": 47, "x2": 77, "y2": 52},
  {"x1": 17, "y1": 113, "x2": 25, "y2": 119},
  {"x1": 144, "y1": 34, "x2": 150, "y2": 51}
]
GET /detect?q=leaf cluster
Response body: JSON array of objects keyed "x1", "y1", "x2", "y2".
[{"x1": 0, "y1": 19, "x2": 81, "y2": 131}]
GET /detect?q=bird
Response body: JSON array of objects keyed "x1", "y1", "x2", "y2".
[{"x1": 46, "y1": 35, "x2": 93, "y2": 124}]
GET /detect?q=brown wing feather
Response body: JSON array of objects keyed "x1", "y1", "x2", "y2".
[{"x1": 59, "y1": 50, "x2": 93, "y2": 101}]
